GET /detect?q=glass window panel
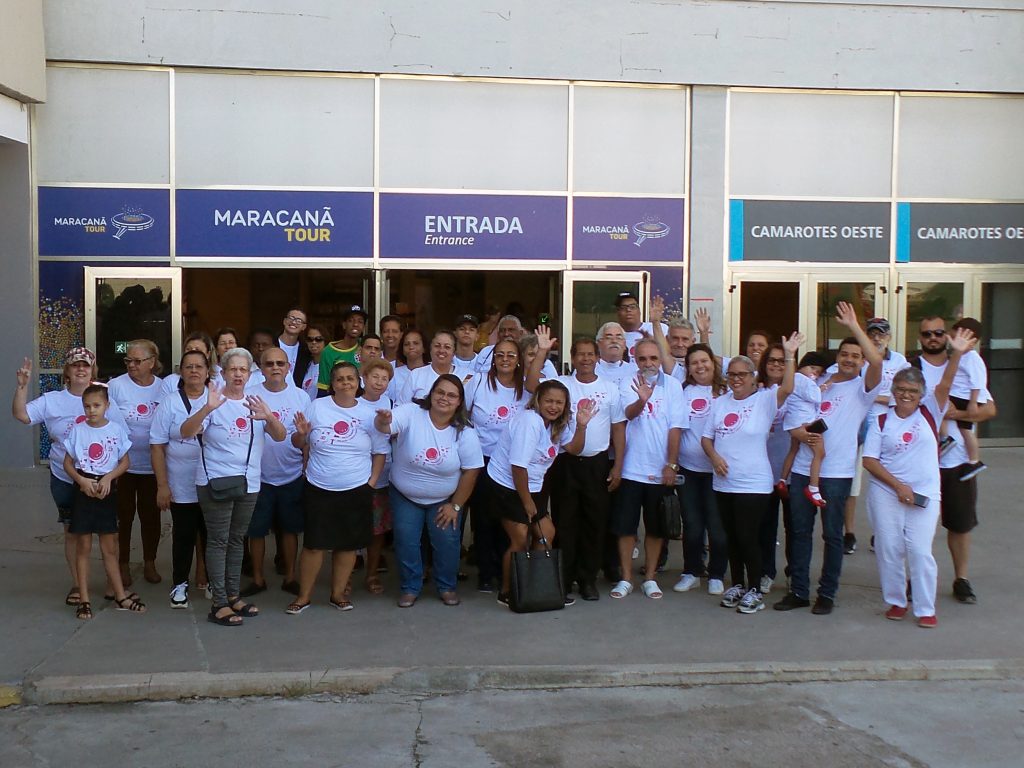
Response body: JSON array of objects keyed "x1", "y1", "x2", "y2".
[
  {"x1": 898, "y1": 96, "x2": 1024, "y2": 200},
  {"x1": 571, "y1": 280, "x2": 640, "y2": 342},
  {"x1": 739, "y1": 282, "x2": 800, "y2": 353},
  {"x1": 980, "y1": 282, "x2": 1024, "y2": 439},
  {"x1": 729, "y1": 92, "x2": 893, "y2": 198},
  {"x1": 573, "y1": 86, "x2": 686, "y2": 194},
  {"x1": 380, "y1": 79, "x2": 568, "y2": 190},
  {"x1": 94, "y1": 277, "x2": 173, "y2": 380},
  {"x1": 36, "y1": 67, "x2": 170, "y2": 184},
  {"x1": 814, "y1": 282, "x2": 876, "y2": 352},
  {"x1": 175, "y1": 73, "x2": 374, "y2": 187},
  {"x1": 902, "y1": 282, "x2": 965, "y2": 356}
]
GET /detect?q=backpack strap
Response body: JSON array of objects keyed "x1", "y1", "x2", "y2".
[
  {"x1": 877, "y1": 412, "x2": 887, "y2": 432},
  {"x1": 918, "y1": 404, "x2": 939, "y2": 443}
]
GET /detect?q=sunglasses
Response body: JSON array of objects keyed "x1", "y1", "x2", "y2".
[
  {"x1": 264, "y1": 361, "x2": 289, "y2": 367},
  {"x1": 306, "y1": 336, "x2": 325, "y2": 343},
  {"x1": 920, "y1": 330, "x2": 946, "y2": 339}
]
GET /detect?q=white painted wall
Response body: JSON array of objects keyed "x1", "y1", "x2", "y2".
[
  {"x1": 0, "y1": 0, "x2": 45, "y2": 102},
  {"x1": 43, "y1": 0, "x2": 1024, "y2": 94}
]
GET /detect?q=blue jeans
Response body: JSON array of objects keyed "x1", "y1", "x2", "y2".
[
  {"x1": 787, "y1": 473, "x2": 850, "y2": 601},
  {"x1": 390, "y1": 487, "x2": 463, "y2": 595},
  {"x1": 679, "y1": 469, "x2": 726, "y2": 580}
]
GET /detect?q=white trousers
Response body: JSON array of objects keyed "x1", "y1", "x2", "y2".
[{"x1": 867, "y1": 484, "x2": 940, "y2": 618}]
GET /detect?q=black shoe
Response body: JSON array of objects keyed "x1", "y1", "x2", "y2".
[
  {"x1": 773, "y1": 592, "x2": 810, "y2": 611},
  {"x1": 564, "y1": 595, "x2": 576, "y2": 606},
  {"x1": 843, "y1": 533, "x2": 857, "y2": 555},
  {"x1": 960, "y1": 462, "x2": 987, "y2": 481},
  {"x1": 496, "y1": 592, "x2": 510, "y2": 608},
  {"x1": 579, "y1": 582, "x2": 600, "y2": 601},
  {"x1": 477, "y1": 579, "x2": 495, "y2": 594},
  {"x1": 953, "y1": 578, "x2": 977, "y2": 604},
  {"x1": 812, "y1": 596, "x2": 834, "y2": 615}
]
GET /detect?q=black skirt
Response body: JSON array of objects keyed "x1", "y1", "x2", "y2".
[
  {"x1": 303, "y1": 480, "x2": 373, "y2": 551},
  {"x1": 69, "y1": 487, "x2": 119, "y2": 534}
]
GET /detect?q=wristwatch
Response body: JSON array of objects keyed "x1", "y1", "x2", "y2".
[
  {"x1": 451, "y1": 502, "x2": 463, "y2": 513},
  {"x1": 666, "y1": 463, "x2": 679, "y2": 471}
]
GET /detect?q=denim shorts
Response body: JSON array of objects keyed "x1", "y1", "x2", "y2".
[
  {"x1": 50, "y1": 473, "x2": 75, "y2": 526},
  {"x1": 247, "y1": 476, "x2": 305, "y2": 537}
]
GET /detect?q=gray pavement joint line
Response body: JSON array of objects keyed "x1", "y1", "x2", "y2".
[
  {"x1": 188, "y1": 607, "x2": 211, "y2": 674},
  {"x1": 19, "y1": 658, "x2": 1024, "y2": 706}
]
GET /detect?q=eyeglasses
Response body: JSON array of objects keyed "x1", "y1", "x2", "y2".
[
  {"x1": 434, "y1": 391, "x2": 459, "y2": 401},
  {"x1": 893, "y1": 387, "x2": 922, "y2": 396},
  {"x1": 494, "y1": 352, "x2": 518, "y2": 359},
  {"x1": 306, "y1": 336, "x2": 325, "y2": 343},
  {"x1": 124, "y1": 356, "x2": 153, "y2": 365},
  {"x1": 285, "y1": 316, "x2": 307, "y2": 325},
  {"x1": 920, "y1": 330, "x2": 946, "y2": 339},
  {"x1": 726, "y1": 371, "x2": 753, "y2": 379},
  {"x1": 765, "y1": 357, "x2": 786, "y2": 365},
  {"x1": 618, "y1": 304, "x2": 640, "y2": 311},
  {"x1": 264, "y1": 360, "x2": 289, "y2": 368}
]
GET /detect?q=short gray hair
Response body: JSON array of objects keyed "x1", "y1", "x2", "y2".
[
  {"x1": 667, "y1": 318, "x2": 695, "y2": 332},
  {"x1": 221, "y1": 347, "x2": 253, "y2": 370},
  {"x1": 596, "y1": 322, "x2": 624, "y2": 340},
  {"x1": 892, "y1": 367, "x2": 927, "y2": 395},
  {"x1": 727, "y1": 354, "x2": 756, "y2": 374},
  {"x1": 498, "y1": 314, "x2": 523, "y2": 329}
]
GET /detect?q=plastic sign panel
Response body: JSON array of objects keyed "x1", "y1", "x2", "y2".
[
  {"x1": 379, "y1": 193, "x2": 567, "y2": 260},
  {"x1": 897, "y1": 203, "x2": 1024, "y2": 263},
  {"x1": 175, "y1": 189, "x2": 373, "y2": 258},
  {"x1": 38, "y1": 187, "x2": 171, "y2": 257},
  {"x1": 573, "y1": 197, "x2": 685, "y2": 262},
  {"x1": 730, "y1": 200, "x2": 890, "y2": 263}
]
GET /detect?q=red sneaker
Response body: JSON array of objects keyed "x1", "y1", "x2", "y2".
[
  {"x1": 917, "y1": 615, "x2": 938, "y2": 629},
  {"x1": 774, "y1": 480, "x2": 789, "y2": 500},
  {"x1": 803, "y1": 486, "x2": 827, "y2": 508},
  {"x1": 885, "y1": 605, "x2": 908, "y2": 621}
]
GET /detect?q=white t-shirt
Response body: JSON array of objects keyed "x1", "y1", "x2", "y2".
[
  {"x1": 487, "y1": 409, "x2": 575, "y2": 492},
  {"x1": 557, "y1": 374, "x2": 625, "y2": 456},
  {"x1": 453, "y1": 354, "x2": 479, "y2": 380},
  {"x1": 624, "y1": 322, "x2": 669, "y2": 359},
  {"x1": 278, "y1": 338, "x2": 300, "y2": 372},
  {"x1": 107, "y1": 373, "x2": 164, "y2": 475},
  {"x1": 194, "y1": 398, "x2": 268, "y2": 493},
  {"x1": 917, "y1": 355, "x2": 992, "y2": 405},
  {"x1": 703, "y1": 388, "x2": 778, "y2": 493},
  {"x1": 464, "y1": 376, "x2": 530, "y2": 456},
  {"x1": 792, "y1": 375, "x2": 883, "y2": 479},
  {"x1": 863, "y1": 394, "x2": 946, "y2": 501},
  {"x1": 950, "y1": 349, "x2": 990, "y2": 402},
  {"x1": 359, "y1": 395, "x2": 394, "y2": 488},
  {"x1": 667, "y1": 359, "x2": 687, "y2": 384},
  {"x1": 475, "y1": 345, "x2": 558, "y2": 379},
  {"x1": 387, "y1": 404, "x2": 484, "y2": 505},
  {"x1": 678, "y1": 383, "x2": 717, "y2": 473},
  {"x1": 160, "y1": 374, "x2": 181, "y2": 397},
  {"x1": 254, "y1": 383, "x2": 310, "y2": 486},
  {"x1": 824, "y1": 351, "x2": 910, "y2": 417},
  {"x1": 26, "y1": 388, "x2": 127, "y2": 484},
  {"x1": 596, "y1": 359, "x2": 638, "y2": 389},
  {"x1": 782, "y1": 372, "x2": 823, "y2": 430},
  {"x1": 63, "y1": 419, "x2": 132, "y2": 477},
  {"x1": 388, "y1": 364, "x2": 411, "y2": 403},
  {"x1": 619, "y1": 373, "x2": 688, "y2": 483},
  {"x1": 150, "y1": 387, "x2": 207, "y2": 504},
  {"x1": 398, "y1": 364, "x2": 470, "y2": 406},
  {"x1": 304, "y1": 397, "x2": 389, "y2": 492},
  {"x1": 300, "y1": 361, "x2": 320, "y2": 401}
]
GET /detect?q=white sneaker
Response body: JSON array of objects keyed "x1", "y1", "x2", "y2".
[
  {"x1": 720, "y1": 584, "x2": 744, "y2": 608},
  {"x1": 673, "y1": 574, "x2": 699, "y2": 592},
  {"x1": 759, "y1": 575, "x2": 774, "y2": 594},
  {"x1": 708, "y1": 578, "x2": 725, "y2": 595},
  {"x1": 169, "y1": 581, "x2": 189, "y2": 609},
  {"x1": 737, "y1": 588, "x2": 765, "y2": 614}
]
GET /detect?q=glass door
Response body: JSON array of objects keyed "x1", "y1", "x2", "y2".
[
  {"x1": 974, "y1": 276, "x2": 1024, "y2": 442},
  {"x1": 895, "y1": 274, "x2": 966, "y2": 357},
  {"x1": 561, "y1": 270, "x2": 648, "y2": 369},
  {"x1": 85, "y1": 267, "x2": 182, "y2": 381},
  {"x1": 806, "y1": 271, "x2": 889, "y2": 354},
  {"x1": 730, "y1": 278, "x2": 803, "y2": 358}
]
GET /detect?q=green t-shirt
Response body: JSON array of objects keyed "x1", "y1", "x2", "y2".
[{"x1": 317, "y1": 341, "x2": 360, "y2": 391}]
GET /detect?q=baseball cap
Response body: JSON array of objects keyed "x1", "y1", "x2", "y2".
[
  {"x1": 866, "y1": 318, "x2": 891, "y2": 334},
  {"x1": 614, "y1": 291, "x2": 639, "y2": 308},
  {"x1": 454, "y1": 314, "x2": 480, "y2": 328},
  {"x1": 65, "y1": 347, "x2": 96, "y2": 366},
  {"x1": 342, "y1": 305, "x2": 368, "y2": 321}
]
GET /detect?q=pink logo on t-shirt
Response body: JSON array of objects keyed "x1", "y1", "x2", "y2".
[
  {"x1": 87, "y1": 443, "x2": 103, "y2": 460},
  {"x1": 820, "y1": 400, "x2": 834, "y2": 414},
  {"x1": 690, "y1": 397, "x2": 708, "y2": 416},
  {"x1": 334, "y1": 420, "x2": 350, "y2": 435},
  {"x1": 425, "y1": 447, "x2": 439, "y2": 461},
  {"x1": 75, "y1": 415, "x2": 87, "y2": 424},
  {"x1": 547, "y1": 446, "x2": 557, "y2": 458},
  {"x1": 136, "y1": 403, "x2": 149, "y2": 415},
  {"x1": 272, "y1": 411, "x2": 281, "y2": 420},
  {"x1": 723, "y1": 412, "x2": 740, "y2": 428},
  {"x1": 578, "y1": 398, "x2": 594, "y2": 411},
  {"x1": 303, "y1": 378, "x2": 312, "y2": 389},
  {"x1": 902, "y1": 432, "x2": 914, "y2": 443},
  {"x1": 235, "y1": 417, "x2": 249, "y2": 430},
  {"x1": 496, "y1": 405, "x2": 510, "y2": 419}
]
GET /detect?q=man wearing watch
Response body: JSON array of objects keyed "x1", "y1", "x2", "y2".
[{"x1": 608, "y1": 339, "x2": 688, "y2": 601}]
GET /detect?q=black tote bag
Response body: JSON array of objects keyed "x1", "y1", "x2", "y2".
[{"x1": 509, "y1": 524, "x2": 565, "y2": 614}]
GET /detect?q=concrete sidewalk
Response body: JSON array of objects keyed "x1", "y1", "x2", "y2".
[{"x1": 2, "y1": 449, "x2": 1022, "y2": 705}]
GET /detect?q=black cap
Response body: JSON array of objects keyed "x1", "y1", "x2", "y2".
[
  {"x1": 952, "y1": 316, "x2": 983, "y2": 336},
  {"x1": 797, "y1": 351, "x2": 829, "y2": 370},
  {"x1": 866, "y1": 317, "x2": 891, "y2": 334},
  {"x1": 614, "y1": 291, "x2": 639, "y2": 308},
  {"x1": 342, "y1": 304, "x2": 368, "y2": 322},
  {"x1": 454, "y1": 314, "x2": 480, "y2": 328}
]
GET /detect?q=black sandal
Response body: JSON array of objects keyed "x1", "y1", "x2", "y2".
[
  {"x1": 115, "y1": 595, "x2": 147, "y2": 613},
  {"x1": 105, "y1": 590, "x2": 139, "y2": 602},
  {"x1": 207, "y1": 605, "x2": 243, "y2": 626},
  {"x1": 65, "y1": 587, "x2": 81, "y2": 606},
  {"x1": 75, "y1": 602, "x2": 92, "y2": 620},
  {"x1": 228, "y1": 599, "x2": 259, "y2": 617}
]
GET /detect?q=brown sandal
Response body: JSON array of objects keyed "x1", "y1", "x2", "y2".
[
  {"x1": 76, "y1": 602, "x2": 93, "y2": 620},
  {"x1": 365, "y1": 576, "x2": 384, "y2": 595},
  {"x1": 65, "y1": 587, "x2": 81, "y2": 606}
]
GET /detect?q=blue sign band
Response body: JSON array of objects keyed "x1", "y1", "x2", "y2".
[
  {"x1": 896, "y1": 202, "x2": 911, "y2": 263},
  {"x1": 729, "y1": 199, "x2": 744, "y2": 261}
]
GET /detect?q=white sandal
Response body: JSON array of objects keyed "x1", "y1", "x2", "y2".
[
  {"x1": 610, "y1": 580, "x2": 633, "y2": 599},
  {"x1": 641, "y1": 579, "x2": 663, "y2": 599}
]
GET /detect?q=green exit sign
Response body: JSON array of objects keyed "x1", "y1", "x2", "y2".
[{"x1": 114, "y1": 341, "x2": 129, "y2": 354}]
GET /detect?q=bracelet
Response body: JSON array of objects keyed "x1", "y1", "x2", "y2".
[{"x1": 785, "y1": 358, "x2": 795, "y2": 362}]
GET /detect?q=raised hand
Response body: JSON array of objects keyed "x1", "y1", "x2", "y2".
[
  {"x1": 245, "y1": 394, "x2": 274, "y2": 421},
  {"x1": 206, "y1": 381, "x2": 226, "y2": 410},
  {"x1": 374, "y1": 408, "x2": 393, "y2": 434},
  {"x1": 15, "y1": 357, "x2": 32, "y2": 388},
  {"x1": 949, "y1": 327, "x2": 977, "y2": 354},
  {"x1": 834, "y1": 301, "x2": 860, "y2": 330},
  {"x1": 650, "y1": 295, "x2": 665, "y2": 324},
  {"x1": 782, "y1": 331, "x2": 805, "y2": 358},
  {"x1": 631, "y1": 373, "x2": 654, "y2": 404},
  {"x1": 576, "y1": 398, "x2": 598, "y2": 427},
  {"x1": 535, "y1": 325, "x2": 556, "y2": 354},
  {"x1": 695, "y1": 307, "x2": 711, "y2": 336},
  {"x1": 293, "y1": 411, "x2": 312, "y2": 438}
]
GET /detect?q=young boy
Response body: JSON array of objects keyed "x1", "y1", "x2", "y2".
[
  {"x1": 943, "y1": 317, "x2": 989, "y2": 480},
  {"x1": 62, "y1": 384, "x2": 146, "y2": 619},
  {"x1": 777, "y1": 352, "x2": 828, "y2": 506}
]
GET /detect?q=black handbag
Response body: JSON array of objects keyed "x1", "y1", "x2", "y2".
[
  {"x1": 509, "y1": 522, "x2": 565, "y2": 614},
  {"x1": 660, "y1": 487, "x2": 682, "y2": 540}
]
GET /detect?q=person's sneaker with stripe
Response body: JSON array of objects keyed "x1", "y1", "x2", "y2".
[
  {"x1": 953, "y1": 578, "x2": 977, "y2": 604},
  {"x1": 960, "y1": 462, "x2": 987, "y2": 481},
  {"x1": 844, "y1": 533, "x2": 857, "y2": 555},
  {"x1": 737, "y1": 588, "x2": 765, "y2": 614},
  {"x1": 169, "y1": 581, "x2": 189, "y2": 609},
  {"x1": 720, "y1": 584, "x2": 745, "y2": 608}
]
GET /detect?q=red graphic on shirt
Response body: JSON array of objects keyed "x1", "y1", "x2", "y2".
[
  {"x1": 497, "y1": 405, "x2": 510, "y2": 418},
  {"x1": 88, "y1": 443, "x2": 104, "y2": 460},
  {"x1": 547, "y1": 446, "x2": 557, "y2": 458},
  {"x1": 136, "y1": 403, "x2": 149, "y2": 415},
  {"x1": 690, "y1": 397, "x2": 709, "y2": 417},
  {"x1": 272, "y1": 411, "x2": 281, "y2": 420},
  {"x1": 235, "y1": 417, "x2": 248, "y2": 429},
  {"x1": 717, "y1": 406, "x2": 753, "y2": 436},
  {"x1": 414, "y1": 445, "x2": 450, "y2": 466},
  {"x1": 334, "y1": 420, "x2": 350, "y2": 435},
  {"x1": 75, "y1": 415, "x2": 87, "y2": 424},
  {"x1": 578, "y1": 398, "x2": 594, "y2": 412},
  {"x1": 902, "y1": 432, "x2": 914, "y2": 443},
  {"x1": 723, "y1": 413, "x2": 740, "y2": 428},
  {"x1": 303, "y1": 378, "x2": 312, "y2": 389},
  {"x1": 820, "y1": 401, "x2": 834, "y2": 414}
]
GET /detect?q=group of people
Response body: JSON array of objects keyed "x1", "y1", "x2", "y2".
[{"x1": 12, "y1": 293, "x2": 994, "y2": 629}]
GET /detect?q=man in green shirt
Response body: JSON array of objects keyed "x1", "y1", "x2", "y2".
[{"x1": 316, "y1": 305, "x2": 367, "y2": 396}]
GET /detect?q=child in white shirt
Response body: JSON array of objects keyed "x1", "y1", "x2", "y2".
[
  {"x1": 943, "y1": 317, "x2": 988, "y2": 480},
  {"x1": 777, "y1": 353, "x2": 827, "y2": 507}
]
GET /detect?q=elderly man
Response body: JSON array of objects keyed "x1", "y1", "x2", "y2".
[
  {"x1": 476, "y1": 314, "x2": 557, "y2": 378},
  {"x1": 595, "y1": 322, "x2": 638, "y2": 388}
]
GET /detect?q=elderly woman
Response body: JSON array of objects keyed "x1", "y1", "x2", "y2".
[
  {"x1": 286, "y1": 362, "x2": 388, "y2": 614},
  {"x1": 12, "y1": 347, "x2": 127, "y2": 606},
  {"x1": 108, "y1": 339, "x2": 165, "y2": 587},
  {"x1": 701, "y1": 333, "x2": 803, "y2": 615},
  {"x1": 375, "y1": 374, "x2": 484, "y2": 608},
  {"x1": 358, "y1": 358, "x2": 396, "y2": 592},
  {"x1": 150, "y1": 349, "x2": 209, "y2": 608},
  {"x1": 180, "y1": 347, "x2": 285, "y2": 627},
  {"x1": 862, "y1": 328, "x2": 973, "y2": 629}
]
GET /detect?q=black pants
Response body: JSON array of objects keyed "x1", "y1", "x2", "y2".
[
  {"x1": 551, "y1": 452, "x2": 611, "y2": 588},
  {"x1": 171, "y1": 501, "x2": 207, "y2": 586},
  {"x1": 715, "y1": 491, "x2": 771, "y2": 590},
  {"x1": 469, "y1": 458, "x2": 508, "y2": 583}
]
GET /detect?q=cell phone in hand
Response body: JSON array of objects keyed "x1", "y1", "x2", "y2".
[
  {"x1": 912, "y1": 492, "x2": 929, "y2": 508},
  {"x1": 806, "y1": 418, "x2": 829, "y2": 434}
]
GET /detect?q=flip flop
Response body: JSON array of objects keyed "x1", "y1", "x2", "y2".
[
  {"x1": 641, "y1": 580, "x2": 663, "y2": 599},
  {"x1": 610, "y1": 580, "x2": 633, "y2": 599},
  {"x1": 329, "y1": 597, "x2": 354, "y2": 612},
  {"x1": 285, "y1": 601, "x2": 310, "y2": 615}
]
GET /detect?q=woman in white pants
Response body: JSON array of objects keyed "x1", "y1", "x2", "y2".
[{"x1": 862, "y1": 328, "x2": 973, "y2": 628}]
